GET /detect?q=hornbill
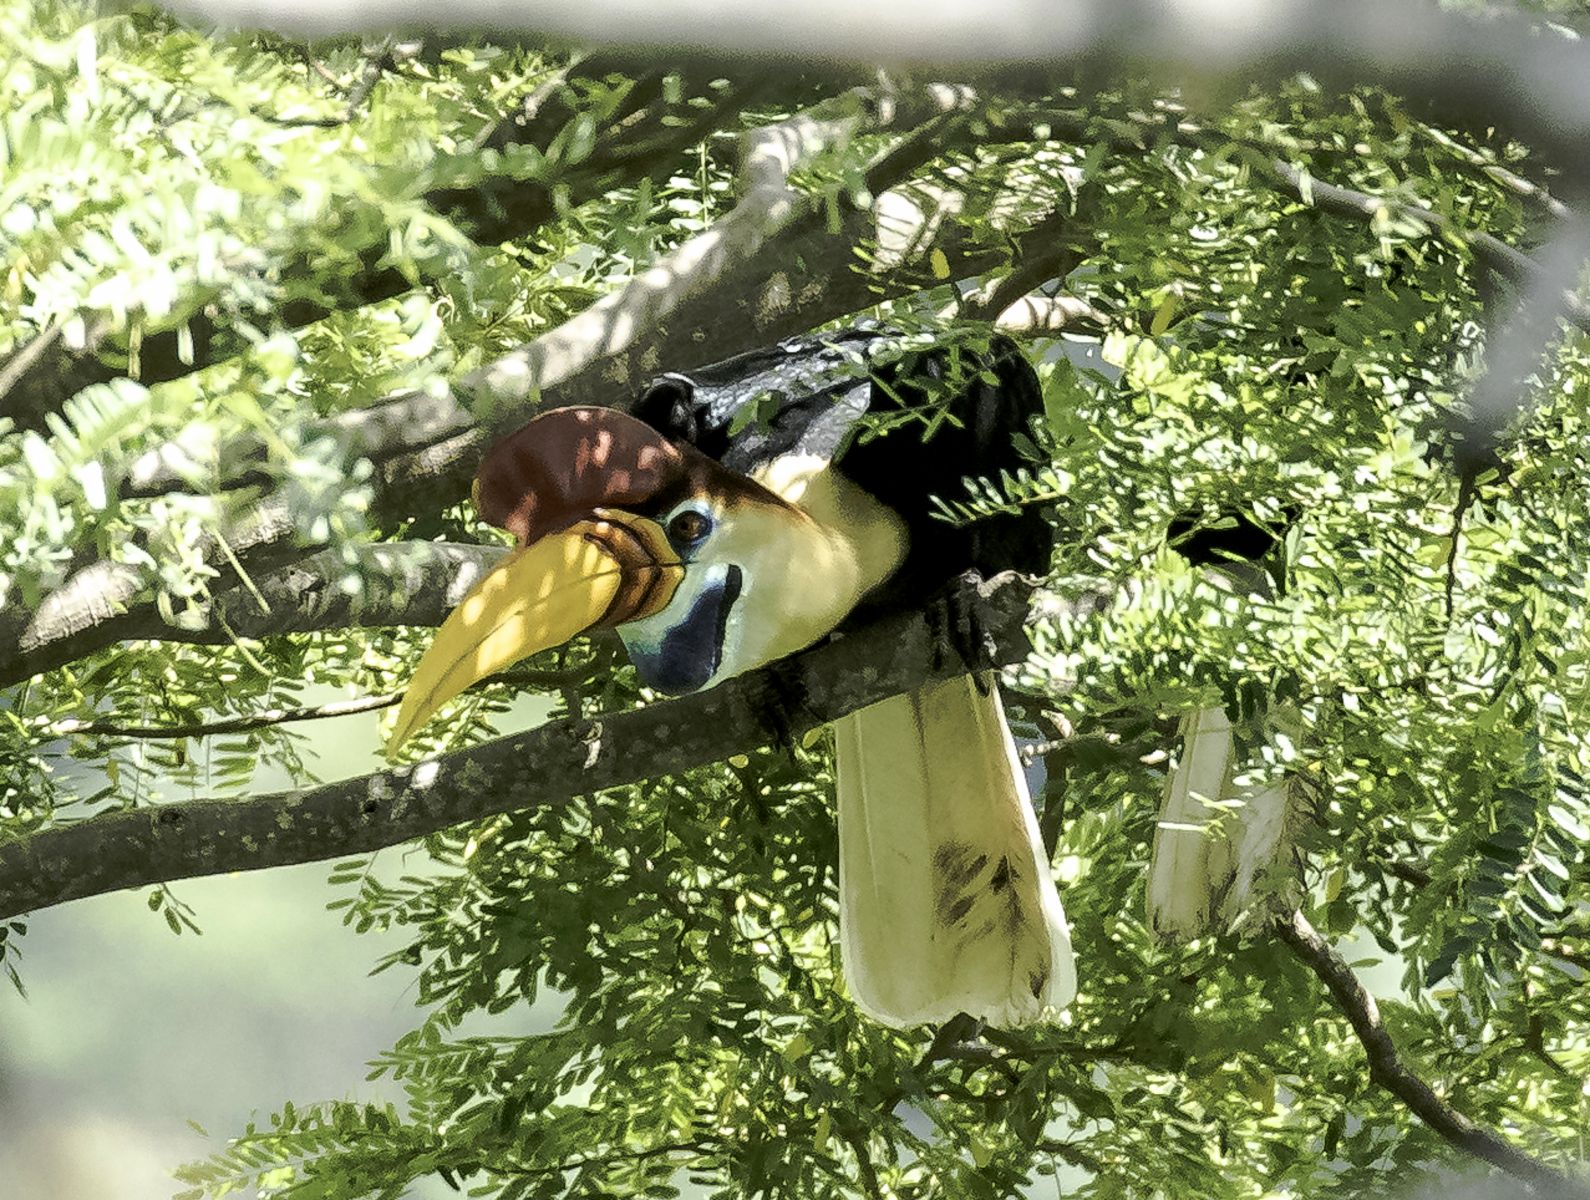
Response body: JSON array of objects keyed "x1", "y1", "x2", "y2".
[
  {"x1": 387, "y1": 330, "x2": 1074, "y2": 1027},
  {"x1": 1146, "y1": 511, "x2": 1305, "y2": 940}
]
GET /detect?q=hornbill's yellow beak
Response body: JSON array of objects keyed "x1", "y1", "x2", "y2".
[
  {"x1": 385, "y1": 405, "x2": 697, "y2": 756},
  {"x1": 385, "y1": 511, "x2": 681, "y2": 754}
]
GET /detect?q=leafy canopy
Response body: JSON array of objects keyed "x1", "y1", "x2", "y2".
[{"x1": 1, "y1": 2, "x2": 1587, "y2": 1198}]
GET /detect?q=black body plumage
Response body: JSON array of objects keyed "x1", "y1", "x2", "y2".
[{"x1": 629, "y1": 328, "x2": 1054, "y2": 614}]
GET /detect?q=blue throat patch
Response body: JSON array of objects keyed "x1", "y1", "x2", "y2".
[{"x1": 625, "y1": 566, "x2": 743, "y2": 695}]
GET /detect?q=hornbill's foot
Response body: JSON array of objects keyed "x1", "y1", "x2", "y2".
[
  {"x1": 927, "y1": 575, "x2": 999, "y2": 693},
  {"x1": 750, "y1": 662, "x2": 812, "y2": 757}
]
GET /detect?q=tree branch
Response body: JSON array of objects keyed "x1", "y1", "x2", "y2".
[
  {"x1": 1275, "y1": 908, "x2": 1590, "y2": 1198},
  {"x1": 0, "y1": 541, "x2": 505, "y2": 688},
  {"x1": 0, "y1": 319, "x2": 68, "y2": 413},
  {"x1": 459, "y1": 87, "x2": 876, "y2": 412},
  {"x1": 7, "y1": 63, "x2": 771, "y2": 432},
  {"x1": 1418, "y1": 125, "x2": 1573, "y2": 224},
  {"x1": 55, "y1": 693, "x2": 404, "y2": 740},
  {"x1": 1033, "y1": 105, "x2": 1590, "y2": 334},
  {"x1": 252, "y1": 38, "x2": 415, "y2": 127},
  {"x1": 958, "y1": 202, "x2": 1101, "y2": 324},
  {"x1": 0, "y1": 571, "x2": 1048, "y2": 920},
  {"x1": 0, "y1": 91, "x2": 1037, "y2": 687},
  {"x1": 122, "y1": 82, "x2": 978, "y2": 501},
  {"x1": 1249, "y1": 155, "x2": 1590, "y2": 334}
]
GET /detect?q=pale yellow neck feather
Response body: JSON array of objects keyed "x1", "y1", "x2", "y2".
[
  {"x1": 748, "y1": 458, "x2": 908, "y2": 602},
  {"x1": 711, "y1": 460, "x2": 909, "y2": 676}
]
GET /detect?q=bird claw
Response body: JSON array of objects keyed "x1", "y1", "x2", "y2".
[
  {"x1": 751, "y1": 663, "x2": 810, "y2": 757},
  {"x1": 927, "y1": 578, "x2": 999, "y2": 689}
]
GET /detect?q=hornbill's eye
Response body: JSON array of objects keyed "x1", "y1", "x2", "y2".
[{"x1": 666, "y1": 508, "x2": 713, "y2": 548}]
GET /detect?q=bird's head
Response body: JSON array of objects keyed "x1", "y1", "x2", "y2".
[{"x1": 386, "y1": 404, "x2": 901, "y2": 754}]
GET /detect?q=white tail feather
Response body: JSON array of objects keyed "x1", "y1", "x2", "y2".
[
  {"x1": 1147, "y1": 705, "x2": 1298, "y2": 939},
  {"x1": 834, "y1": 673, "x2": 1075, "y2": 1027}
]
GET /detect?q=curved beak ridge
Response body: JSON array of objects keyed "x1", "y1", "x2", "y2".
[{"x1": 386, "y1": 512, "x2": 680, "y2": 756}]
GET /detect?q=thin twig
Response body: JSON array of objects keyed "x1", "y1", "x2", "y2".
[
  {"x1": 1038, "y1": 103, "x2": 1590, "y2": 335},
  {"x1": 258, "y1": 40, "x2": 414, "y2": 127},
  {"x1": 305, "y1": 56, "x2": 342, "y2": 89},
  {"x1": 1275, "y1": 908, "x2": 1589, "y2": 1198},
  {"x1": 0, "y1": 321, "x2": 66, "y2": 411},
  {"x1": 344, "y1": 42, "x2": 404, "y2": 113},
  {"x1": 1443, "y1": 472, "x2": 1478, "y2": 621},
  {"x1": 838, "y1": 1125, "x2": 885, "y2": 1200},
  {"x1": 1522, "y1": 996, "x2": 1573, "y2": 1080},
  {"x1": 506, "y1": 1139, "x2": 714, "y2": 1182},
  {"x1": 1036, "y1": 1138, "x2": 1105, "y2": 1175},
  {"x1": 1250, "y1": 156, "x2": 1590, "y2": 334},
  {"x1": 1418, "y1": 125, "x2": 1573, "y2": 223},
  {"x1": 53, "y1": 693, "x2": 402, "y2": 741},
  {"x1": 47, "y1": 660, "x2": 604, "y2": 741}
]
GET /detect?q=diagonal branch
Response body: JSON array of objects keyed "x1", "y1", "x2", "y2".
[
  {"x1": 7, "y1": 63, "x2": 769, "y2": 433},
  {"x1": 1248, "y1": 155, "x2": 1590, "y2": 334},
  {"x1": 0, "y1": 91, "x2": 1039, "y2": 689},
  {"x1": 0, "y1": 572, "x2": 1064, "y2": 921},
  {"x1": 125, "y1": 82, "x2": 975, "y2": 500},
  {"x1": 459, "y1": 87, "x2": 880, "y2": 412},
  {"x1": 1275, "y1": 909, "x2": 1590, "y2": 1198}
]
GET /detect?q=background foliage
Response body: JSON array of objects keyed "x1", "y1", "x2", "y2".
[{"x1": 1, "y1": 1, "x2": 1587, "y2": 1197}]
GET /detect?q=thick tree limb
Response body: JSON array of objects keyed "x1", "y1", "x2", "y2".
[
  {"x1": 362, "y1": 174, "x2": 1018, "y2": 528},
  {"x1": 1276, "y1": 909, "x2": 1590, "y2": 1199},
  {"x1": 0, "y1": 542, "x2": 505, "y2": 688},
  {"x1": 0, "y1": 572, "x2": 1049, "y2": 920}
]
